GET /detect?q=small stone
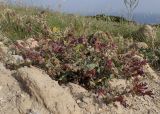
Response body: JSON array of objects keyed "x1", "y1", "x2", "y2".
[
  {"x1": 130, "y1": 42, "x2": 148, "y2": 49},
  {"x1": 67, "y1": 83, "x2": 88, "y2": 97},
  {"x1": 12, "y1": 55, "x2": 24, "y2": 64},
  {"x1": 133, "y1": 25, "x2": 156, "y2": 47},
  {"x1": 20, "y1": 94, "x2": 26, "y2": 98},
  {"x1": 0, "y1": 42, "x2": 8, "y2": 54},
  {"x1": 0, "y1": 86, "x2": 2, "y2": 91},
  {"x1": 0, "y1": 63, "x2": 6, "y2": 71},
  {"x1": 26, "y1": 38, "x2": 39, "y2": 48},
  {"x1": 136, "y1": 42, "x2": 148, "y2": 49},
  {"x1": 78, "y1": 102, "x2": 86, "y2": 108},
  {"x1": 27, "y1": 109, "x2": 41, "y2": 114},
  {"x1": 82, "y1": 97, "x2": 91, "y2": 104},
  {"x1": 0, "y1": 97, "x2": 4, "y2": 102},
  {"x1": 76, "y1": 99, "x2": 81, "y2": 104}
]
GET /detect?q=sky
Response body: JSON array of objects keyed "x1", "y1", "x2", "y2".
[{"x1": 8, "y1": 0, "x2": 160, "y2": 16}]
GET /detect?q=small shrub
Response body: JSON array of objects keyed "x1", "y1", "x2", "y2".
[{"x1": 9, "y1": 30, "x2": 153, "y2": 107}]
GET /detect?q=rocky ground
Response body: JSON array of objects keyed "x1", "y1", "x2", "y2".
[
  {"x1": 0, "y1": 57, "x2": 160, "y2": 114},
  {"x1": 0, "y1": 31, "x2": 160, "y2": 114}
]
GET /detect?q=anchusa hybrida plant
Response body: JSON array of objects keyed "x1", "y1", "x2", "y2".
[
  {"x1": 121, "y1": 52, "x2": 147, "y2": 78},
  {"x1": 10, "y1": 29, "x2": 154, "y2": 107},
  {"x1": 130, "y1": 77, "x2": 154, "y2": 98}
]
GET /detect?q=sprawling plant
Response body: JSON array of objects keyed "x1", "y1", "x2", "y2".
[{"x1": 8, "y1": 28, "x2": 153, "y2": 107}]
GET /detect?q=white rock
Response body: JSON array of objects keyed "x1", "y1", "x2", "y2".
[
  {"x1": 134, "y1": 25, "x2": 156, "y2": 48},
  {"x1": 15, "y1": 67, "x2": 82, "y2": 114},
  {"x1": 0, "y1": 86, "x2": 2, "y2": 91},
  {"x1": 16, "y1": 40, "x2": 30, "y2": 49},
  {"x1": 0, "y1": 41, "x2": 8, "y2": 54},
  {"x1": 12, "y1": 55, "x2": 24, "y2": 64},
  {"x1": 130, "y1": 42, "x2": 148, "y2": 49},
  {"x1": 0, "y1": 62, "x2": 6, "y2": 71},
  {"x1": 136, "y1": 42, "x2": 148, "y2": 49},
  {"x1": 144, "y1": 64, "x2": 159, "y2": 80},
  {"x1": 67, "y1": 83, "x2": 88, "y2": 96},
  {"x1": 26, "y1": 38, "x2": 39, "y2": 48}
]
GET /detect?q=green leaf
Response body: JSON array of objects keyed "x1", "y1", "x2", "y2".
[{"x1": 86, "y1": 63, "x2": 97, "y2": 69}]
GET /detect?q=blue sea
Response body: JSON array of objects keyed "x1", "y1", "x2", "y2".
[
  {"x1": 127, "y1": 13, "x2": 160, "y2": 24},
  {"x1": 103, "y1": 12, "x2": 160, "y2": 25}
]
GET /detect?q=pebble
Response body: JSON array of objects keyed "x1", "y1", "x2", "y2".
[{"x1": 0, "y1": 86, "x2": 2, "y2": 91}]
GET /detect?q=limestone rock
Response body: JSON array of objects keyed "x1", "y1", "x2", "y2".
[
  {"x1": 67, "y1": 83, "x2": 88, "y2": 97},
  {"x1": 0, "y1": 63, "x2": 50, "y2": 114},
  {"x1": 26, "y1": 38, "x2": 39, "y2": 48},
  {"x1": 93, "y1": 31, "x2": 112, "y2": 42},
  {"x1": 0, "y1": 41, "x2": 24, "y2": 65},
  {"x1": 140, "y1": 25, "x2": 156, "y2": 40},
  {"x1": 133, "y1": 25, "x2": 156, "y2": 47},
  {"x1": 0, "y1": 41, "x2": 9, "y2": 54},
  {"x1": 0, "y1": 61, "x2": 159, "y2": 114},
  {"x1": 129, "y1": 42, "x2": 148, "y2": 50},
  {"x1": 16, "y1": 40, "x2": 30, "y2": 49},
  {"x1": 66, "y1": 83, "x2": 106, "y2": 114},
  {"x1": 144, "y1": 64, "x2": 159, "y2": 80},
  {"x1": 15, "y1": 67, "x2": 82, "y2": 114}
]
